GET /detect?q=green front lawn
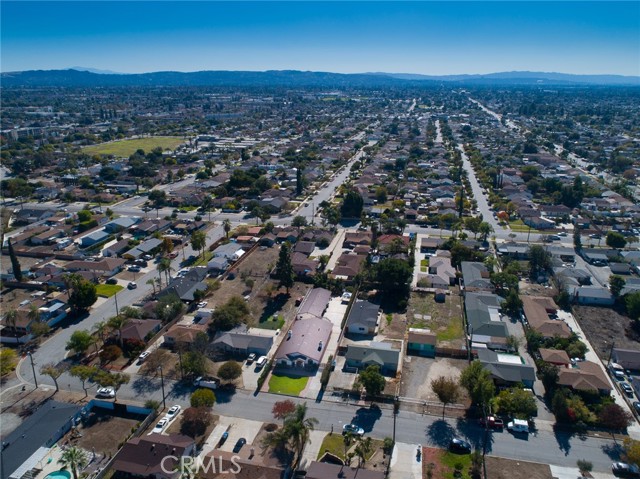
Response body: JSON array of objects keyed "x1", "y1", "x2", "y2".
[
  {"x1": 268, "y1": 373, "x2": 309, "y2": 396},
  {"x1": 257, "y1": 314, "x2": 285, "y2": 331},
  {"x1": 191, "y1": 251, "x2": 213, "y2": 266},
  {"x1": 509, "y1": 219, "x2": 542, "y2": 233},
  {"x1": 95, "y1": 284, "x2": 124, "y2": 297},
  {"x1": 317, "y1": 433, "x2": 346, "y2": 460},
  {"x1": 441, "y1": 451, "x2": 472, "y2": 479}
]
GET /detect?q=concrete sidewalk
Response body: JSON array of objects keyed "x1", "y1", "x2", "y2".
[
  {"x1": 299, "y1": 429, "x2": 327, "y2": 469},
  {"x1": 389, "y1": 442, "x2": 422, "y2": 479}
]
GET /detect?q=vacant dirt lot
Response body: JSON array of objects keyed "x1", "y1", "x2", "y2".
[
  {"x1": 206, "y1": 245, "x2": 311, "y2": 330},
  {"x1": 401, "y1": 356, "x2": 469, "y2": 405},
  {"x1": 485, "y1": 456, "x2": 552, "y2": 479},
  {"x1": 68, "y1": 409, "x2": 140, "y2": 456},
  {"x1": 407, "y1": 288, "x2": 465, "y2": 348},
  {"x1": 574, "y1": 305, "x2": 640, "y2": 360}
]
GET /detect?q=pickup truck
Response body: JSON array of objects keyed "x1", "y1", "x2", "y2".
[{"x1": 193, "y1": 377, "x2": 220, "y2": 390}]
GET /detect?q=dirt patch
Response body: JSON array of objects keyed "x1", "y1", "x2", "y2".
[
  {"x1": 520, "y1": 281, "x2": 557, "y2": 298},
  {"x1": 574, "y1": 305, "x2": 640, "y2": 360},
  {"x1": 67, "y1": 409, "x2": 141, "y2": 456},
  {"x1": 407, "y1": 288, "x2": 465, "y2": 348},
  {"x1": 253, "y1": 422, "x2": 293, "y2": 468},
  {"x1": 378, "y1": 311, "x2": 408, "y2": 340},
  {"x1": 485, "y1": 456, "x2": 552, "y2": 479},
  {"x1": 400, "y1": 357, "x2": 470, "y2": 412}
]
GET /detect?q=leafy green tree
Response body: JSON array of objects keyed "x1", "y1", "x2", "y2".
[
  {"x1": 41, "y1": 363, "x2": 65, "y2": 392},
  {"x1": 610, "y1": 275, "x2": 626, "y2": 298},
  {"x1": 275, "y1": 242, "x2": 295, "y2": 294},
  {"x1": 182, "y1": 351, "x2": 207, "y2": 377},
  {"x1": 626, "y1": 291, "x2": 640, "y2": 319},
  {"x1": 492, "y1": 387, "x2": 537, "y2": 419},
  {"x1": 464, "y1": 217, "x2": 483, "y2": 238},
  {"x1": 341, "y1": 189, "x2": 364, "y2": 219},
  {"x1": 373, "y1": 258, "x2": 412, "y2": 298},
  {"x1": 69, "y1": 365, "x2": 99, "y2": 397},
  {"x1": 573, "y1": 227, "x2": 582, "y2": 250},
  {"x1": 479, "y1": 222, "x2": 494, "y2": 242},
  {"x1": 431, "y1": 376, "x2": 461, "y2": 418},
  {"x1": 491, "y1": 272, "x2": 519, "y2": 296},
  {"x1": 223, "y1": 218, "x2": 231, "y2": 238},
  {"x1": 502, "y1": 289, "x2": 523, "y2": 318},
  {"x1": 210, "y1": 296, "x2": 249, "y2": 331},
  {"x1": 460, "y1": 361, "x2": 495, "y2": 408},
  {"x1": 537, "y1": 361, "x2": 559, "y2": 392},
  {"x1": 7, "y1": 239, "x2": 22, "y2": 281},
  {"x1": 58, "y1": 446, "x2": 88, "y2": 479},
  {"x1": 190, "y1": 388, "x2": 216, "y2": 407},
  {"x1": 291, "y1": 216, "x2": 308, "y2": 227},
  {"x1": 107, "y1": 315, "x2": 129, "y2": 348},
  {"x1": 358, "y1": 365, "x2": 386, "y2": 397},
  {"x1": 66, "y1": 274, "x2": 98, "y2": 314},
  {"x1": 93, "y1": 371, "x2": 130, "y2": 399},
  {"x1": 66, "y1": 330, "x2": 94, "y2": 356},
  {"x1": 375, "y1": 186, "x2": 387, "y2": 203},
  {"x1": 218, "y1": 361, "x2": 243, "y2": 382},
  {"x1": 606, "y1": 231, "x2": 627, "y2": 249}
]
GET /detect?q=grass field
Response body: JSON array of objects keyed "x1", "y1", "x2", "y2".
[
  {"x1": 317, "y1": 433, "x2": 346, "y2": 459},
  {"x1": 509, "y1": 219, "x2": 542, "y2": 233},
  {"x1": 257, "y1": 314, "x2": 285, "y2": 331},
  {"x1": 95, "y1": 284, "x2": 124, "y2": 297},
  {"x1": 83, "y1": 136, "x2": 185, "y2": 157},
  {"x1": 268, "y1": 373, "x2": 309, "y2": 396}
]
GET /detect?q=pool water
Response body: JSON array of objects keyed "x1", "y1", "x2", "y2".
[{"x1": 44, "y1": 471, "x2": 71, "y2": 479}]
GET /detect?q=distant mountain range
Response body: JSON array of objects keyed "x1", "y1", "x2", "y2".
[{"x1": 1, "y1": 68, "x2": 638, "y2": 87}]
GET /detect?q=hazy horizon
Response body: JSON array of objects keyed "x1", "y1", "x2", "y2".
[{"x1": 2, "y1": 1, "x2": 639, "y2": 76}]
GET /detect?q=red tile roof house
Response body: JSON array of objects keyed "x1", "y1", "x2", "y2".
[{"x1": 111, "y1": 433, "x2": 195, "y2": 479}]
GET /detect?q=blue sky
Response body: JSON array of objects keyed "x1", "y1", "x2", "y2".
[{"x1": 1, "y1": 1, "x2": 639, "y2": 75}]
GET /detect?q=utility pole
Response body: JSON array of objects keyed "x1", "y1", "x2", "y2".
[
  {"x1": 28, "y1": 352, "x2": 38, "y2": 388},
  {"x1": 114, "y1": 290, "x2": 120, "y2": 317},
  {"x1": 158, "y1": 366, "x2": 166, "y2": 409},
  {"x1": 608, "y1": 341, "x2": 616, "y2": 367}
]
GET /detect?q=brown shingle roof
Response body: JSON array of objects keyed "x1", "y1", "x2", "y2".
[
  {"x1": 558, "y1": 361, "x2": 611, "y2": 392},
  {"x1": 539, "y1": 348, "x2": 571, "y2": 365},
  {"x1": 522, "y1": 296, "x2": 571, "y2": 338},
  {"x1": 112, "y1": 433, "x2": 194, "y2": 477}
]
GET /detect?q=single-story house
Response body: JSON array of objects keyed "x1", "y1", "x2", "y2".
[
  {"x1": 557, "y1": 361, "x2": 612, "y2": 395},
  {"x1": 407, "y1": 328, "x2": 437, "y2": 358},
  {"x1": 344, "y1": 341, "x2": 401, "y2": 376},
  {"x1": 539, "y1": 348, "x2": 571, "y2": 367},
  {"x1": 572, "y1": 286, "x2": 614, "y2": 306},
  {"x1": 120, "y1": 319, "x2": 162, "y2": 342},
  {"x1": 124, "y1": 237, "x2": 163, "y2": 259},
  {"x1": 460, "y1": 261, "x2": 493, "y2": 291},
  {"x1": 275, "y1": 317, "x2": 332, "y2": 369},
  {"x1": 207, "y1": 256, "x2": 229, "y2": 274},
  {"x1": 79, "y1": 228, "x2": 110, "y2": 247},
  {"x1": 296, "y1": 288, "x2": 332, "y2": 321},
  {"x1": 476, "y1": 350, "x2": 536, "y2": 389},
  {"x1": 164, "y1": 321, "x2": 209, "y2": 349},
  {"x1": 212, "y1": 325, "x2": 274, "y2": 357},
  {"x1": 4, "y1": 400, "x2": 82, "y2": 479},
  {"x1": 158, "y1": 267, "x2": 208, "y2": 302},
  {"x1": 104, "y1": 216, "x2": 141, "y2": 233},
  {"x1": 345, "y1": 300, "x2": 379, "y2": 335},
  {"x1": 522, "y1": 296, "x2": 572, "y2": 338},
  {"x1": 420, "y1": 237, "x2": 446, "y2": 254},
  {"x1": 112, "y1": 433, "x2": 196, "y2": 479},
  {"x1": 212, "y1": 243, "x2": 245, "y2": 262},
  {"x1": 294, "y1": 241, "x2": 316, "y2": 256},
  {"x1": 65, "y1": 258, "x2": 126, "y2": 278}
]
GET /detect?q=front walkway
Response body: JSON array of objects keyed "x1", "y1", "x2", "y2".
[{"x1": 389, "y1": 442, "x2": 422, "y2": 479}]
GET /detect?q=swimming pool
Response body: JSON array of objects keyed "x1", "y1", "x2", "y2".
[{"x1": 44, "y1": 470, "x2": 71, "y2": 479}]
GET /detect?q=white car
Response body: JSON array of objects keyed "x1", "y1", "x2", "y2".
[
  {"x1": 96, "y1": 387, "x2": 115, "y2": 398},
  {"x1": 127, "y1": 281, "x2": 137, "y2": 290},
  {"x1": 197, "y1": 301, "x2": 207, "y2": 308},
  {"x1": 138, "y1": 351, "x2": 151, "y2": 363},
  {"x1": 166, "y1": 405, "x2": 181, "y2": 419},
  {"x1": 153, "y1": 418, "x2": 168, "y2": 433},
  {"x1": 256, "y1": 356, "x2": 268, "y2": 368}
]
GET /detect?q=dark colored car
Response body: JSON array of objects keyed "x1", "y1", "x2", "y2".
[
  {"x1": 106, "y1": 278, "x2": 118, "y2": 285},
  {"x1": 612, "y1": 462, "x2": 640, "y2": 478},
  {"x1": 218, "y1": 431, "x2": 229, "y2": 447},
  {"x1": 449, "y1": 438, "x2": 472, "y2": 454},
  {"x1": 633, "y1": 402, "x2": 640, "y2": 414},
  {"x1": 622, "y1": 382, "x2": 634, "y2": 397},
  {"x1": 232, "y1": 438, "x2": 247, "y2": 453}
]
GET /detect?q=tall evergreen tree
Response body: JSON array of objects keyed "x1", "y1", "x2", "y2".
[
  {"x1": 275, "y1": 242, "x2": 295, "y2": 294},
  {"x1": 7, "y1": 239, "x2": 22, "y2": 281}
]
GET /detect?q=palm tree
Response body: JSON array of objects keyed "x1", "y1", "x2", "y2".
[
  {"x1": 158, "y1": 258, "x2": 172, "y2": 287},
  {"x1": 92, "y1": 321, "x2": 108, "y2": 346},
  {"x1": 288, "y1": 403, "x2": 318, "y2": 468},
  {"x1": 146, "y1": 278, "x2": 157, "y2": 295},
  {"x1": 223, "y1": 219, "x2": 231, "y2": 238},
  {"x1": 107, "y1": 315, "x2": 129, "y2": 348},
  {"x1": 4, "y1": 310, "x2": 18, "y2": 343},
  {"x1": 27, "y1": 304, "x2": 40, "y2": 325},
  {"x1": 58, "y1": 446, "x2": 88, "y2": 479},
  {"x1": 355, "y1": 437, "x2": 373, "y2": 468}
]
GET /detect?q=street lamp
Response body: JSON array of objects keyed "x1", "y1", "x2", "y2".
[{"x1": 158, "y1": 366, "x2": 166, "y2": 409}]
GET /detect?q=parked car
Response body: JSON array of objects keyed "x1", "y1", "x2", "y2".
[
  {"x1": 106, "y1": 278, "x2": 118, "y2": 285},
  {"x1": 479, "y1": 416, "x2": 504, "y2": 430},
  {"x1": 127, "y1": 282, "x2": 137, "y2": 290},
  {"x1": 143, "y1": 254, "x2": 153, "y2": 261},
  {"x1": 138, "y1": 351, "x2": 150, "y2": 363},
  {"x1": 589, "y1": 234, "x2": 601, "y2": 239},
  {"x1": 246, "y1": 353, "x2": 257, "y2": 365},
  {"x1": 255, "y1": 356, "x2": 268, "y2": 369},
  {"x1": 218, "y1": 431, "x2": 229, "y2": 447},
  {"x1": 96, "y1": 387, "x2": 115, "y2": 398},
  {"x1": 166, "y1": 405, "x2": 181, "y2": 419},
  {"x1": 153, "y1": 418, "x2": 168, "y2": 433},
  {"x1": 632, "y1": 402, "x2": 640, "y2": 414},
  {"x1": 621, "y1": 382, "x2": 634, "y2": 397},
  {"x1": 197, "y1": 301, "x2": 207, "y2": 308},
  {"x1": 128, "y1": 265, "x2": 141, "y2": 273},
  {"x1": 448, "y1": 438, "x2": 471, "y2": 454},
  {"x1": 507, "y1": 419, "x2": 529, "y2": 433},
  {"x1": 232, "y1": 438, "x2": 247, "y2": 453},
  {"x1": 612, "y1": 462, "x2": 640, "y2": 478},
  {"x1": 342, "y1": 424, "x2": 365, "y2": 436}
]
